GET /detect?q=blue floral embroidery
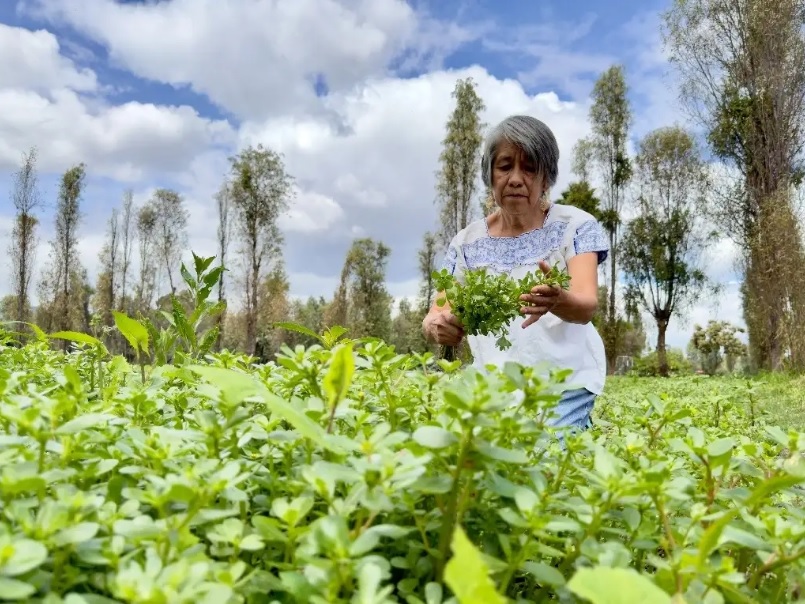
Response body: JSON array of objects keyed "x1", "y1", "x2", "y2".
[
  {"x1": 461, "y1": 221, "x2": 568, "y2": 273},
  {"x1": 574, "y1": 220, "x2": 610, "y2": 264}
]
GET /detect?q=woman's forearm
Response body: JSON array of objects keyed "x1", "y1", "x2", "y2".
[{"x1": 549, "y1": 289, "x2": 598, "y2": 324}]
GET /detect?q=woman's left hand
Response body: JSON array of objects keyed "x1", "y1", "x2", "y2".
[{"x1": 519, "y1": 260, "x2": 562, "y2": 328}]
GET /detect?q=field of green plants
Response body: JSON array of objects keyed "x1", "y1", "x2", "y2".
[{"x1": 0, "y1": 259, "x2": 803, "y2": 604}]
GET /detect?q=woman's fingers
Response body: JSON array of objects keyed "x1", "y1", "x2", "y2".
[
  {"x1": 521, "y1": 313, "x2": 541, "y2": 329},
  {"x1": 444, "y1": 313, "x2": 464, "y2": 329},
  {"x1": 435, "y1": 314, "x2": 464, "y2": 345},
  {"x1": 529, "y1": 284, "x2": 560, "y2": 297}
]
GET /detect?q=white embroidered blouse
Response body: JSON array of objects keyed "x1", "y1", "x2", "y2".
[{"x1": 441, "y1": 203, "x2": 610, "y2": 394}]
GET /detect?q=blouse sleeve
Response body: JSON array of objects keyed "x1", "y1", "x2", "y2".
[
  {"x1": 440, "y1": 236, "x2": 467, "y2": 284},
  {"x1": 567, "y1": 219, "x2": 610, "y2": 265}
]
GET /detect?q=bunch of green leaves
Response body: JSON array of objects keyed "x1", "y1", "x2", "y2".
[{"x1": 432, "y1": 264, "x2": 572, "y2": 350}]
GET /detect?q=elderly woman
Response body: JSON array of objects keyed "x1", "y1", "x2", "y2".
[{"x1": 422, "y1": 114, "x2": 609, "y2": 434}]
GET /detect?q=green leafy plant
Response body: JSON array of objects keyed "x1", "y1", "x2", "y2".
[
  {"x1": 161, "y1": 252, "x2": 227, "y2": 363},
  {"x1": 0, "y1": 298, "x2": 804, "y2": 602},
  {"x1": 113, "y1": 310, "x2": 150, "y2": 382},
  {"x1": 432, "y1": 264, "x2": 572, "y2": 354}
]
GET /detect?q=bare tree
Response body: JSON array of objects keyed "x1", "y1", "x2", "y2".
[
  {"x1": 136, "y1": 202, "x2": 158, "y2": 312},
  {"x1": 215, "y1": 180, "x2": 233, "y2": 349},
  {"x1": 8, "y1": 147, "x2": 42, "y2": 323},
  {"x1": 119, "y1": 189, "x2": 134, "y2": 312},
  {"x1": 152, "y1": 188, "x2": 188, "y2": 295},
  {"x1": 228, "y1": 144, "x2": 294, "y2": 355}
]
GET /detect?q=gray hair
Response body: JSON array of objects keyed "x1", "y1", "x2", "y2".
[{"x1": 480, "y1": 115, "x2": 560, "y2": 189}]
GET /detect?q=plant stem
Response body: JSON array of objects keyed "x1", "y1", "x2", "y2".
[{"x1": 435, "y1": 428, "x2": 472, "y2": 581}]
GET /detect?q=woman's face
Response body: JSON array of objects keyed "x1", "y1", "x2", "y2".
[{"x1": 491, "y1": 140, "x2": 546, "y2": 214}]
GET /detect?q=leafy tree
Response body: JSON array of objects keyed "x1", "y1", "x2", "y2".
[
  {"x1": 227, "y1": 143, "x2": 295, "y2": 355},
  {"x1": 557, "y1": 181, "x2": 602, "y2": 219},
  {"x1": 215, "y1": 180, "x2": 233, "y2": 350},
  {"x1": 691, "y1": 320, "x2": 746, "y2": 375},
  {"x1": 255, "y1": 264, "x2": 291, "y2": 361},
  {"x1": 391, "y1": 298, "x2": 427, "y2": 354},
  {"x1": 632, "y1": 348, "x2": 693, "y2": 377},
  {"x1": 620, "y1": 126, "x2": 714, "y2": 377},
  {"x1": 417, "y1": 231, "x2": 439, "y2": 313},
  {"x1": 588, "y1": 65, "x2": 634, "y2": 372},
  {"x1": 571, "y1": 137, "x2": 596, "y2": 184},
  {"x1": 663, "y1": 0, "x2": 805, "y2": 371},
  {"x1": 286, "y1": 296, "x2": 329, "y2": 348},
  {"x1": 8, "y1": 147, "x2": 41, "y2": 323},
  {"x1": 328, "y1": 238, "x2": 393, "y2": 341},
  {"x1": 94, "y1": 208, "x2": 121, "y2": 327},
  {"x1": 435, "y1": 77, "x2": 486, "y2": 249}
]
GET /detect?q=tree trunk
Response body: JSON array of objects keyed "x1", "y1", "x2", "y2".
[
  {"x1": 656, "y1": 317, "x2": 669, "y2": 377},
  {"x1": 606, "y1": 230, "x2": 618, "y2": 374}
]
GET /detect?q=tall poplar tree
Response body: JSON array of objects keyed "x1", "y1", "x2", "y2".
[
  {"x1": 588, "y1": 65, "x2": 633, "y2": 372},
  {"x1": 8, "y1": 147, "x2": 41, "y2": 323},
  {"x1": 38, "y1": 163, "x2": 87, "y2": 335},
  {"x1": 435, "y1": 77, "x2": 486, "y2": 250},
  {"x1": 663, "y1": 0, "x2": 805, "y2": 371},
  {"x1": 228, "y1": 143, "x2": 294, "y2": 355}
]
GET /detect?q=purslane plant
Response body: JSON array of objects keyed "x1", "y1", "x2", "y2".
[
  {"x1": 432, "y1": 264, "x2": 572, "y2": 352},
  {"x1": 0, "y1": 333, "x2": 803, "y2": 604}
]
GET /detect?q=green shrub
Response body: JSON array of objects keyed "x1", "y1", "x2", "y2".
[
  {"x1": 0, "y1": 327, "x2": 803, "y2": 603},
  {"x1": 631, "y1": 349, "x2": 692, "y2": 377}
]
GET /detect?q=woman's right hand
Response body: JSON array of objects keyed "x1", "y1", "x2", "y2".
[{"x1": 423, "y1": 311, "x2": 465, "y2": 346}]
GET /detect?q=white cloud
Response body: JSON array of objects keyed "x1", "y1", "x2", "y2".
[
  {"x1": 0, "y1": 22, "x2": 236, "y2": 181},
  {"x1": 0, "y1": 23, "x2": 97, "y2": 92},
  {"x1": 279, "y1": 189, "x2": 345, "y2": 234},
  {"x1": 22, "y1": 0, "x2": 473, "y2": 121}
]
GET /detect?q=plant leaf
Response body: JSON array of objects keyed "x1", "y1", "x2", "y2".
[
  {"x1": 323, "y1": 342, "x2": 355, "y2": 410},
  {"x1": 113, "y1": 311, "x2": 150, "y2": 355},
  {"x1": 444, "y1": 525, "x2": 506, "y2": 604},
  {"x1": 567, "y1": 567, "x2": 671, "y2": 604}
]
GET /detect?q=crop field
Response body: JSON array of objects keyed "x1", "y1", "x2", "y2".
[{"x1": 0, "y1": 321, "x2": 803, "y2": 604}]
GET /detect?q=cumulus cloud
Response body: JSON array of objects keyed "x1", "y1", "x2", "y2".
[
  {"x1": 0, "y1": 22, "x2": 236, "y2": 180},
  {"x1": 279, "y1": 190, "x2": 346, "y2": 234},
  {"x1": 21, "y1": 0, "x2": 476, "y2": 120},
  {"x1": 0, "y1": 23, "x2": 97, "y2": 92}
]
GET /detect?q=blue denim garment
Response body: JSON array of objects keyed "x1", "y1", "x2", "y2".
[
  {"x1": 544, "y1": 388, "x2": 596, "y2": 449},
  {"x1": 547, "y1": 387, "x2": 596, "y2": 431}
]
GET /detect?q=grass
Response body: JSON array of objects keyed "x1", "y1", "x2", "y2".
[{"x1": 601, "y1": 373, "x2": 805, "y2": 431}]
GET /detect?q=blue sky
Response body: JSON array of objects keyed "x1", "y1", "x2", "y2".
[{"x1": 0, "y1": 0, "x2": 742, "y2": 349}]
